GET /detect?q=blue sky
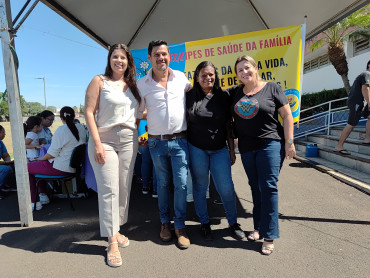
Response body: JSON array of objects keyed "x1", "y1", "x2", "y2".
[{"x1": 0, "y1": 1, "x2": 108, "y2": 108}]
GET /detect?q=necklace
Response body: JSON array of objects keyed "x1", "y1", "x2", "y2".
[{"x1": 243, "y1": 81, "x2": 264, "y2": 96}]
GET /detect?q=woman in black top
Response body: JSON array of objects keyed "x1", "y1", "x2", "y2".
[
  {"x1": 229, "y1": 55, "x2": 296, "y2": 255},
  {"x1": 186, "y1": 61, "x2": 245, "y2": 241}
]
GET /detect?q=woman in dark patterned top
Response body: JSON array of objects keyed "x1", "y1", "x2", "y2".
[
  {"x1": 228, "y1": 55, "x2": 296, "y2": 255},
  {"x1": 186, "y1": 61, "x2": 246, "y2": 241}
]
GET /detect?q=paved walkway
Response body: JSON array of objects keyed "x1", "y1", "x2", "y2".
[{"x1": 0, "y1": 157, "x2": 369, "y2": 277}]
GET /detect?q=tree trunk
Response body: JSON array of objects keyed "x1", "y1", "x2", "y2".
[
  {"x1": 328, "y1": 42, "x2": 351, "y2": 93},
  {"x1": 328, "y1": 42, "x2": 348, "y2": 76},
  {"x1": 341, "y1": 74, "x2": 351, "y2": 95}
]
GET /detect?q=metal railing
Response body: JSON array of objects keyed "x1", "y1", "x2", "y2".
[{"x1": 294, "y1": 97, "x2": 367, "y2": 138}]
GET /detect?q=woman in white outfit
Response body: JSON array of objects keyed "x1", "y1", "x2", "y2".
[{"x1": 85, "y1": 44, "x2": 141, "y2": 267}]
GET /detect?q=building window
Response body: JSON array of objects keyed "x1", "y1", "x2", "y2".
[
  {"x1": 304, "y1": 54, "x2": 329, "y2": 73},
  {"x1": 353, "y1": 38, "x2": 369, "y2": 56}
]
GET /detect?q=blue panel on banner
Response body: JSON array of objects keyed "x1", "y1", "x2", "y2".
[{"x1": 132, "y1": 43, "x2": 186, "y2": 80}]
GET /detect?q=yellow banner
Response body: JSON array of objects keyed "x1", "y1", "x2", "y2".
[
  {"x1": 184, "y1": 25, "x2": 304, "y2": 121},
  {"x1": 133, "y1": 25, "x2": 305, "y2": 121}
]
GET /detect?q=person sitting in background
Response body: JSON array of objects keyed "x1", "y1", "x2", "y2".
[
  {"x1": 37, "y1": 110, "x2": 55, "y2": 144},
  {"x1": 27, "y1": 106, "x2": 87, "y2": 210},
  {"x1": 74, "y1": 118, "x2": 89, "y2": 140},
  {"x1": 0, "y1": 125, "x2": 16, "y2": 199},
  {"x1": 24, "y1": 116, "x2": 43, "y2": 161}
]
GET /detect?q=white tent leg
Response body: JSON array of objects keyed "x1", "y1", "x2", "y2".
[{"x1": 0, "y1": 0, "x2": 33, "y2": 227}]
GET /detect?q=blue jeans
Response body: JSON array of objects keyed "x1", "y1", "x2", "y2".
[
  {"x1": 188, "y1": 143, "x2": 237, "y2": 225},
  {"x1": 240, "y1": 139, "x2": 284, "y2": 239},
  {"x1": 140, "y1": 145, "x2": 157, "y2": 192},
  {"x1": 148, "y1": 137, "x2": 189, "y2": 229},
  {"x1": 0, "y1": 165, "x2": 13, "y2": 187},
  {"x1": 134, "y1": 151, "x2": 142, "y2": 178}
]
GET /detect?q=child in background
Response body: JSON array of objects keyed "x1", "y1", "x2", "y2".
[
  {"x1": 24, "y1": 116, "x2": 43, "y2": 160},
  {"x1": 24, "y1": 116, "x2": 50, "y2": 207}
]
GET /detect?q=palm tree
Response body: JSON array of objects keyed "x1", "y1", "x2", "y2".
[{"x1": 309, "y1": 5, "x2": 370, "y2": 94}]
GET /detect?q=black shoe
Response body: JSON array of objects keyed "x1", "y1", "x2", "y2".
[
  {"x1": 142, "y1": 187, "x2": 150, "y2": 195},
  {"x1": 200, "y1": 223, "x2": 213, "y2": 241},
  {"x1": 230, "y1": 223, "x2": 246, "y2": 240}
]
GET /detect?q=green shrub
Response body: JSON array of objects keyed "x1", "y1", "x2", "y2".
[{"x1": 300, "y1": 88, "x2": 347, "y2": 118}]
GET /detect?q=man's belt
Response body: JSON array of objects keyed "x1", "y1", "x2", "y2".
[{"x1": 148, "y1": 131, "x2": 187, "y2": 141}]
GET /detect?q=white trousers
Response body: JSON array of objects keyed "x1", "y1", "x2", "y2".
[{"x1": 88, "y1": 125, "x2": 138, "y2": 237}]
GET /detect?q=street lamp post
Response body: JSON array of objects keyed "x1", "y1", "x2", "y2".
[{"x1": 35, "y1": 77, "x2": 46, "y2": 109}]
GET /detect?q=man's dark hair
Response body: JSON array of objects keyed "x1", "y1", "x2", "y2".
[
  {"x1": 367, "y1": 60, "x2": 370, "y2": 70},
  {"x1": 148, "y1": 40, "x2": 168, "y2": 55}
]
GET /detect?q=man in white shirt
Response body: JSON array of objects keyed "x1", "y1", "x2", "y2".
[{"x1": 137, "y1": 40, "x2": 192, "y2": 249}]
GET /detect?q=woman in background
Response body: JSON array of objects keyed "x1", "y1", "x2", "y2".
[
  {"x1": 37, "y1": 110, "x2": 55, "y2": 144},
  {"x1": 28, "y1": 106, "x2": 86, "y2": 211}
]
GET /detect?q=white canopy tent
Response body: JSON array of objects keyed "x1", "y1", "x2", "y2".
[
  {"x1": 1, "y1": 0, "x2": 368, "y2": 226},
  {"x1": 41, "y1": 0, "x2": 369, "y2": 49}
]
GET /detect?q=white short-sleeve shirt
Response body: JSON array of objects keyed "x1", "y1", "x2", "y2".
[
  {"x1": 137, "y1": 68, "x2": 192, "y2": 135},
  {"x1": 47, "y1": 123, "x2": 87, "y2": 173},
  {"x1": 26, "y1": 131, "x2": 40, "y2": 159}
]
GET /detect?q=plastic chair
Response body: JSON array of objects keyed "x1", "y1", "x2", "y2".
[{"x1": 34, "y1": 144, "x2": 86, "y2": 211}]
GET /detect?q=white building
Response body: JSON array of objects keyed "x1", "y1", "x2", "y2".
[{"x1": 302, "y1": 37, "x2": 370, "y2": 94}]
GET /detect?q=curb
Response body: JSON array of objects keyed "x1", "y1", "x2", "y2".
[{"x1": 294, "y1": 155, "x2": 370, "y2": 195}]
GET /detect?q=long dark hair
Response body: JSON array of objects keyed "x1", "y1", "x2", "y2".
[
  {"x1": 23, "y1": 116, "x2": 42, "y2": 137},
  {"x1": 104, "y1": 43, "x2": 141, "y2": 104},
  {"x1": 192, "y1": 61, "x2": 222, "y2": 100},
  {"x1": 60, "y1": 106, "x2": 79, "y2": 141}
]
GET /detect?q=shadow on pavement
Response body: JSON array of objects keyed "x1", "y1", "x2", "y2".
[{"x1": 0, "y1": 179, "x2": 260, "y2": 255}]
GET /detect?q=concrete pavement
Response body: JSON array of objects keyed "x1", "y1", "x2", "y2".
[{"x1": 0, "y1": 157, "x2": 369, "y2": 278}]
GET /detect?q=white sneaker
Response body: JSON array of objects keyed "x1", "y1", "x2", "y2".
[
  {"x1": 32, "y1": 201, "x2": 43, "y2": 211},
  {"x1": 39, "y1": 194, "x2": 50, "y2": 205}
]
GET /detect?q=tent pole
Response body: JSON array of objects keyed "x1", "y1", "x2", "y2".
[
  {"x1": 127, "y1": 0, "x2": 161, "y2": 47},
  {"x1": 0, "y1": 0, "x2": 33, "y2": 227},
  {"x1": 12, "y1": 0, "x2": 31, "y2": 25},
  {"x1": 248, "y1": 0, "x2": 269, "y2": 29},
  {"x1": 12, "y1": 0, "x2": 40, "y2": 34}
]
